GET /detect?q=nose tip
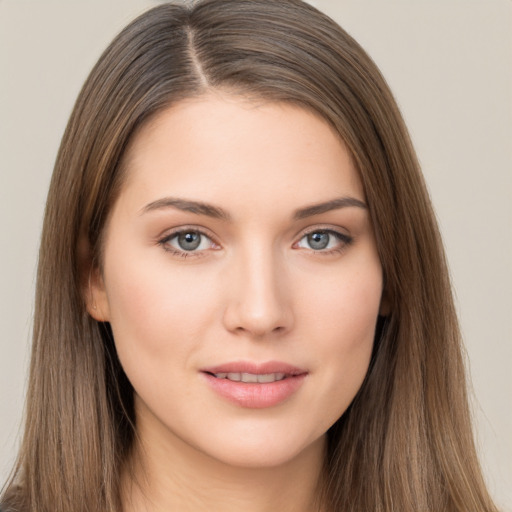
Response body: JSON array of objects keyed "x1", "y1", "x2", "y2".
[
  {"x1": 222, "y1": 257, "x2": 293, "y2": 338},
  {"x1": 224, "y1": 302, "x2": 289, "y2": 337}
]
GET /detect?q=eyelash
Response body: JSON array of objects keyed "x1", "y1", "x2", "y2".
[
  {"x1": 295, "y1": 227, "x2": 353, "y2": 255},
  {"x1": 157, "y1": 227, "x2": 353, "y2": 258},
  {"x1": 158, "y1": 227, "x2": 219, "y2": 258}
]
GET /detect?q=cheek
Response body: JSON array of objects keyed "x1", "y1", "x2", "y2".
[
  {"x1": 299, "y1": 258, "x2": 382, "y2": 347},
  {"x1": 298, "y1": 261, "x2": 382, "y2": 421},
  {"x1": 102, "y1": 252, "x2": 221, "y2": 372}
]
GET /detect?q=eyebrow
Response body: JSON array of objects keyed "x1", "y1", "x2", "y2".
[
  {"x1": 293, "y1": 196, "x2": 367, "y2": 219},
  {"x1": 140, "y1": 195, "x2": 367, "y2": 220},
  {"x1": 140, "y1": 197, "x2": 230, "y2": 220}
]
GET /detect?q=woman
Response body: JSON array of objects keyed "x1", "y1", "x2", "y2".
[{"x1": 0, "y1": 0, "x2": 499, "y2": 510}]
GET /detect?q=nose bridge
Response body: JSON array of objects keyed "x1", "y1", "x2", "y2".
[{"x1": 223, "y1": 240, "x2": 292, "y2": 337}]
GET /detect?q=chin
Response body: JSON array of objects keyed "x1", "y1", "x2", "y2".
[{"x1": 192, "y1": 427, "x2": 326, "y2": 470}]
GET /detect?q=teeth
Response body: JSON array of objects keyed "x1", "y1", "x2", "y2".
[
  {"x1": 213, "y1": 372, "x2": 287, "y2": 383},
  {"x1": 258, "y1": 372, "x2": 285, "y2": 383}
]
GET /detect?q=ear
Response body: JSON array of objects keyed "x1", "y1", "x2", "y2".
[
  {"x1": 79, "y1": 234, "x2": 111, "y2": 322},
  {"x1": 86, "y1": 266, "x2": 111, "y2": 322}
]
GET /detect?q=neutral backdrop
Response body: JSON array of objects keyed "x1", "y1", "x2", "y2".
[{"x1": 1, "y1": 0, "x2": 511, "y2": 508}]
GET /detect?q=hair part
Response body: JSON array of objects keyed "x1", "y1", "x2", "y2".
[{"x1": 2, "y1": 1, "x2": 498, "y2": 511}]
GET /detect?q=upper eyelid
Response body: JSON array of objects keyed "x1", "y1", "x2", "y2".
[
  {"x1": 297, "y1": 230, "x2": 351, "y2": 243},
  {"x1": 296, "y1": 224, "x2": 351, "y2": 239},
  {"x1": 158, "y1": 225, "x2": 217, "y2": 242}
]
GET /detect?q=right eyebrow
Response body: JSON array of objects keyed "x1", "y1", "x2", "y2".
[
  {"x1": 139, "y1": 197, "x2": 231, "y2": 220},
  {"x1": 293, "y1": 196, "x2": 367, "y2": 220}
]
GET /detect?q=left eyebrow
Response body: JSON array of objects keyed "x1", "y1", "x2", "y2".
[
  {"x1": 139, "y1": 197, "x2": 230, "y2": 220},
  {"x1": 293, "y1": 197, "x2": 367, "y2": 220}
]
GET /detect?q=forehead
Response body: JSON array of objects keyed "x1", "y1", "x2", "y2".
[{"x1": 119, "y1": 93, "x2": 364, "y2": 213}]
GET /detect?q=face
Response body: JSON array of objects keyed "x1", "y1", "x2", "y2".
[{"x1": 89, "y1": 93, "x2": 384, "y2": 469}]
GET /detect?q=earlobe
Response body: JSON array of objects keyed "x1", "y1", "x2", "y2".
[
  {"x1": 79, "y1": 233, "x2": 111, "y2": 322},
  {"x1": 86, "y1": 267, "x2": 111, "y2": 322}
]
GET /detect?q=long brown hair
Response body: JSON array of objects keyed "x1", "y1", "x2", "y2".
[{"x1": 1, "y1": 1, "x2": 498, "y2": 510}]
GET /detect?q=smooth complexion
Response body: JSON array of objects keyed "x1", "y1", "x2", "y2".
[{"x1": 88, "y1": 93, "x2": 385, "y2": 512}]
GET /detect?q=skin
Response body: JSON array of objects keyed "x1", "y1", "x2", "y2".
[{"x1": 88, "y1": 92, "x2": 385, "y2": 512}]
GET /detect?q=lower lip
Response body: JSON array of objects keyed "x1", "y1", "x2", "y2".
[{"x1": 202, "y1": 373, "x2": 307, "y2": 408}]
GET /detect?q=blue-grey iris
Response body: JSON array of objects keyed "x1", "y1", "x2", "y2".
[
  {"x1": 178, "y1": 232, "x2": 201, "y2": 251},
  {"x1": 308, "y1": 232, "x2": 330, "y2": 250}
]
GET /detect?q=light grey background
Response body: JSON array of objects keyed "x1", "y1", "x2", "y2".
[{"x1": 1, "y1": 0, "x2": 511, "y2": 508}]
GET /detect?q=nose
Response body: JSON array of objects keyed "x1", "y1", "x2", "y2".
[{"x1": 222, "y1": 246, "x2": 294, "y2": 338}]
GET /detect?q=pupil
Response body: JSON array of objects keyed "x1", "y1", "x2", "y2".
[
  {"x1": 308, "y1": 232, "x2": 329, "y2": 250},
  {"x1": 178, "y1": 232, "x2": 201, "y2": 250}
]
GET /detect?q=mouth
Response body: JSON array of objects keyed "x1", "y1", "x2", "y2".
[
  {"x1": 201, "y1": 362, "x2": 307, "y2": 408},
  {"x1": 209, "y1": 372, "x2": 287, "y2": 383}
]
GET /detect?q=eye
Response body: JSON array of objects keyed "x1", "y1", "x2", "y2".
[
  {"x1": 295, "y1": 229, "x2": 352, "y2": 252},
  {"x1": 159, "y1": 229, "x2": 217, "y2": 254}
]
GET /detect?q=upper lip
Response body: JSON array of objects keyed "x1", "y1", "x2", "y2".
[{"x1": 201, "y1": 361, "x2": 307, "y2": 376}]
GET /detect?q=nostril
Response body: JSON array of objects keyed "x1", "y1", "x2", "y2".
[{"x1": 221, "y1": 268, "x2": 294, "y2": 336}]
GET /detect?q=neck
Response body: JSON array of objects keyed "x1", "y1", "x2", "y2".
[{"x1": 121, "y1": 415, "x2": 326, "y2": 512}]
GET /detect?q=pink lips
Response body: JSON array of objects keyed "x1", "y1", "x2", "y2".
[{"x1": 201, "y1": 361, "x2": 308, "y2": 409}]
